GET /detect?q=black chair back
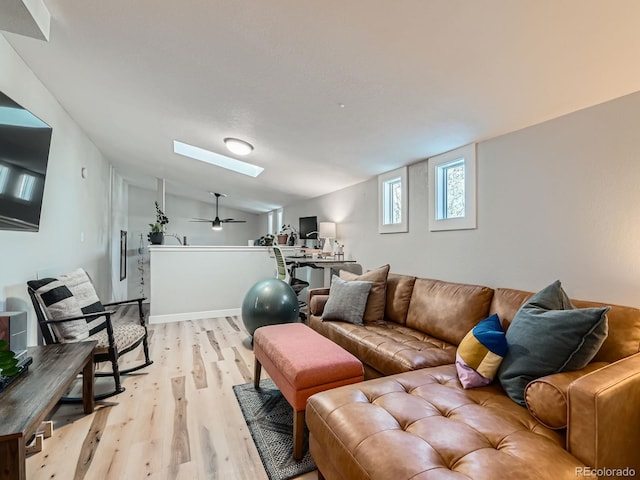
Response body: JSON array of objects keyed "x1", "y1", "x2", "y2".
[{"x1": 27, "y1": 286, "x2": 58, "y2": 345}]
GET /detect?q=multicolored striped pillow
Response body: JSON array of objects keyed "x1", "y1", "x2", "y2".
[
  {"x1": 28, "y1": 278, "x2": 89, "y2": 342},
  {"x1": 456, "y1": 314, "x2": 507, "y2": 389}
]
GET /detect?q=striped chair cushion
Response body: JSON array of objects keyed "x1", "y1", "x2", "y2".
[
  {"x1": 58, "y1": 268, "x2": 107, "y2": 336},
  {"x1": 88, "y1": 323, "x2": 146, "y2": 353},
  {"x1": 28, "y1": 278, "x2": 90, "y2": 342}
]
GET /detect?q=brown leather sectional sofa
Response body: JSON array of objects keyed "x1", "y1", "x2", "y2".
[{"x1": 306, "y1": 274, "x2": 640, "y2": 480}]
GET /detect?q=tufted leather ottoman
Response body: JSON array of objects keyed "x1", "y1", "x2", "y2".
[
  {"x1": 253, "y1": 323, "x2": 364, "y2": 459},
  {"x1": 306, "y1": 365, "x2": 586, "y2": 480}
]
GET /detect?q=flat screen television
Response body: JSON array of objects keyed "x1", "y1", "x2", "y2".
[
  {"x1": 299, "y1": 216, "x2": 318, "y2": 239},
  {"x1": 0, "y1": 91, "x2": 52, "y2": 232}
]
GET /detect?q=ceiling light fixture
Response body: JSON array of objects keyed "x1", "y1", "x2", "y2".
[
  {"x1": 224, "y1": 137, "x2": 253, "y2": 156},
  {"x1": 173, "y1": 140, "x2": 263, "y2": 177}
]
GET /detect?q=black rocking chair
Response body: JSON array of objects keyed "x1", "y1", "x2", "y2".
[{"x1": 27, "y1": 273, "x2": 153, "y2": 401}]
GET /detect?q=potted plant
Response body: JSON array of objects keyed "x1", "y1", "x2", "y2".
[
  {"x1": 148, "y1": 201, "x2": 169, "y2": 245},
  {"x1": 0, "y1": 340, "x2": 19, "y2": 378},
  {"x1": 279, "y1": 224, "x2": 298, "y2": 246},
  {"x1": 256, "y1": 234, "x2": 275, "y2": 246},
  {"x1": 276, "y1": 231, "x2": 288, "y2": 245}
]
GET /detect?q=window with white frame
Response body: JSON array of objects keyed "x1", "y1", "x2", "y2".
[
  {"x1": 277, "y1": 208, "x2": 283, "y2": 232},
  {"x1": 428, "y1": 144, "x2": 476, "y2": 231},
  {"x1": 378, "y1": 166, "x2": 408, "y2": 233},
  {"x1": 267, "y1": 211, "x2": 274, "y2": 235}
]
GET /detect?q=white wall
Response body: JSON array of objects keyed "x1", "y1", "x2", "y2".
[
  {"x1": 110, "y1": 168, "x2": 128, "y2": 301},
  {"x1": 0, "y1": 35, "x2": 115, "y2": 344},
  {"x1": 127, "y1": 185, "x2": 262, "y2": 299},
  {"x1": 148, "y1": 246, "x2": 277, "y2": 323},
  {"x1": 282, "y1": 91, "x2": 640, "y2": 307}
]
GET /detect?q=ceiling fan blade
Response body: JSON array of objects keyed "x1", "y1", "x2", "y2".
[
  {"x1": 221, "y1": 219, "x2": 246, "y2": 223},
  {"x1": 190, "y1": 218, "x2": 214, "y2": 222}
]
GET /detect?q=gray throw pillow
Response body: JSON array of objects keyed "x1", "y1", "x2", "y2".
[
  {"x1": 322, "y1": 275, "x2": 373, "y2": 325},
  {"x1": 497, "y1": 280, "x2": 609, "y2": 406}
]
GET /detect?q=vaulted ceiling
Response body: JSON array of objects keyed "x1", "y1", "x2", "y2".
[{"x1": 3, "y1": 1, "x2": 640, "y2": 212}]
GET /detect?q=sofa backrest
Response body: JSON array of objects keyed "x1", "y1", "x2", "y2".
[
  {"x1": 405, "y1": 278, "x2": 494, "y2": 346},
  {"x1": 490, "y1": 288, "x2": 640, "y2": 363},
  {"x1": 385, "y1": 273, "x2": 416, "y2": 325},
  {"x1": 488, "y1": 288, "x2": 531, "y2": 330}
]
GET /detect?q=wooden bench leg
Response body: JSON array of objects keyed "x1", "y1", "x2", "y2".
[
  {"x1": 25, "y1": 434, "x2": 43, "y2": 455},
  {"x1": 0, "y1": 437, "x2": 25, "y2": 479},
  {"x1": 38, "y1": 421, "x2": 53, "y2": 438},
  {"x1": 82, "y1": 352, "x2": 95, "y2": 414},
  {"x1": 293, "y1": 409, "x2": 305, "y2": 460},
  {"x1": 253, "y1": 359, "x2": 262, "y2": 389}
]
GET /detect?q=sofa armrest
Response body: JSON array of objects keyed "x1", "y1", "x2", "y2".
[
  {"x1": 525, "y1": 362, "x2": 608, "y2": 429},
  {"x1": 308, "y1": 288, "x2": 330, "y2": 316},
  {"x1": 567, "y1": 353, "x2": 640, "y2": 473}
]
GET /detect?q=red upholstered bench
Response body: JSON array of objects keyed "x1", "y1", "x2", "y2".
[{"x1": 253, "y1": 323, "x2": 364, "y2": 460}]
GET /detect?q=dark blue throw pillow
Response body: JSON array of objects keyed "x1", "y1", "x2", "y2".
[{"x1": 497, "y1": 280, "x2": 609, "y2": 406}]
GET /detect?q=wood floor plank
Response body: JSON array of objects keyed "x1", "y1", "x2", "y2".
[
  {"x1": 225, "y1": 316, "x2": 241, "y2": 332},
  {"x1": 232, "y1": 346, "x2": 253, "y2": 384},
  {"x1": 206, "y1": 330, "x2": 225, "y2": 361},
  {"x1": 73, "y1": 405, "x2": 111, "y2": 480},
  {"x1": 170, "y1": 376, "x2": 191, "y2": 465},
  {"x1": 191, "y1": 343, "x2": 208, "y2": 390},
  {"x1": 25, "y1": 314, "x2": 316, "y2": 480},
  {"x1": 198, "y1": 424, "x2": 218, "y2": 479}
]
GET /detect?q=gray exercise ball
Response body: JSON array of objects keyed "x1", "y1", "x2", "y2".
[{"x1": 241, "y1": 278, "x2": 299, "y2": 337}]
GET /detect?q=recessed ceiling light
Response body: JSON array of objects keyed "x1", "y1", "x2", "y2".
[
  {"x1": 173, "y1": 140, "x2": 264, "y2": 177},
  {"x1": 224, "y1": 137, "x2": 253, "y2": 156}
]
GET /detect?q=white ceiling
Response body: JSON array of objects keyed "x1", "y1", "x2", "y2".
[{"x1": 3, "y1": 1, "x2": 640, "y2": 212}]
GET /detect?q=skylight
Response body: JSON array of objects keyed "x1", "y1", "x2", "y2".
[{"x1": 173, "y1": 140, "x2": 264, "y2": 177}]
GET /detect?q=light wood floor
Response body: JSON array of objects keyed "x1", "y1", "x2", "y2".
[{"x1": 26, "y1": 312, "x2": 317, "y2": 480}]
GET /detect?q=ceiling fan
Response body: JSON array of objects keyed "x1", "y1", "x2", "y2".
[{"x1": 190, "y1": 192, "x2": 246, "y2": 231}]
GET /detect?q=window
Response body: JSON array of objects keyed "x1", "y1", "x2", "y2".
[
  {"x1": 277, "y1": 209, "x2": 283, "y2": 232},
  {"x1": 437, "y1": 159, "x2": 465, "y2": 219},
  {"x1": 428, "y1": 144, "x2": 476, "y2": 231},
  {"x1": 267, "y1": 211, "x2": 274, "y2": 235},
  {"x1": 378, "y1": 166, "x2": 408, "y2": 233}
]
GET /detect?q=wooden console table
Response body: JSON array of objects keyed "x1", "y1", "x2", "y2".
[{"x1": 0, "y1": 342, "x2": 96, "y2": 480}]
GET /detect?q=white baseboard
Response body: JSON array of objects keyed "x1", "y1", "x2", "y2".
[{"x1": 149, "y1": 308, "x2": 241, "y2": 324}]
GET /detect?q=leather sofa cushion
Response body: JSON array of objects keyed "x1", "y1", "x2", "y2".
[
  {"x1": 489, "y1": 288, "x2": 531, "y2": 331},
  {"x1": 385, "y1": 273, "x2": 416, "y2": 325},
  {"x1": 492, "y1": 288, "x2": 640, "y2": 363},
  {"x1": 308, "y1": 316, "x2": 456, "y2": 376},
  {"x1": 341, "y1": 264, "x2": 390, "y2": 325},
  {"x1": 406, "y1": 278, "x2": 494, "y2": 346},
  {"x1": 306, "y1": 366, "x2": 583, "y2": 480},
  {"x1": 524, "y1": 362, "x2": 608, "y2": 429},
  {"x1": 572, "y1": 298, "x2": 640, "y2": 363}
]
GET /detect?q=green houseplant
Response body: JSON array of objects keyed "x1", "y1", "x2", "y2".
[
  {"x1": 280, "y1": 224, "x2": 298, "y2": 246},
  {"x1": 148, "y1": 201, "x2": 169, "y2": 245},
  {"x1": 256, "y1": 234, "x2": 275, "y2": 246},
  {"x1": 0, "y1": 340, "x2": 19, "y2": 378}
]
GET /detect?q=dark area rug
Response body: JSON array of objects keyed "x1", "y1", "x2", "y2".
[{"x1": 233, "y1": 379, "x2": 317, "y2": 480}]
